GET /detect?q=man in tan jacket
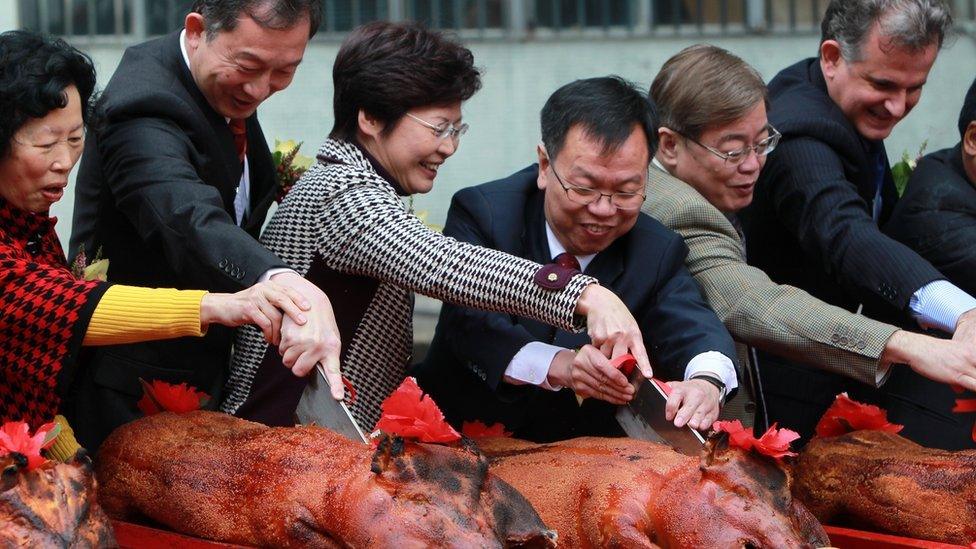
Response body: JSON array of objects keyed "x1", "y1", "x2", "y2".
[{"x1": 642, "y1": 44, "x2": 976, "y2": 441}]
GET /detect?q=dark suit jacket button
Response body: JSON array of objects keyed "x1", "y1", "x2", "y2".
[
  {"x1": 237, "y1": 270, "x2": 246, "y2": 280},
  {"x1": 744, "y1": 402, "x2": 756, "y2": 413},
  {"x1": 219, "y1": 258, "x2": 228, "y2": 268}
]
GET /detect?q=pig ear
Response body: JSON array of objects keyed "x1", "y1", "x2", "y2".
[{"x1": 1, "y1": 458, "x2": 21, "y2": 492}]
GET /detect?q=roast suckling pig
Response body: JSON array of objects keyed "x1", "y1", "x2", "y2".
[
  {"x1": 794, "y1": 427, "x2": 976, "y2": 544},
  {"x1": 95, "y1": 410, "x2": 557, "y2": 548},
  {"x1": 478, "y1": 434, "x2": 830, "y2": 548},
  {"x1": 0, "y1": 450, "x2": 115, "y2": 548}
]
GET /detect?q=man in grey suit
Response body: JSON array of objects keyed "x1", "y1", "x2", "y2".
[{"x1": 642, "y1": 44, "x2": 976, "y2": 440}]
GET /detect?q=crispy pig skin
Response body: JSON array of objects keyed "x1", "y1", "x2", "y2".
[
  {"x1": 95, "y1": 411, "x2": 556, "y2": 548},
  {"x1": 479, "y1": 435, "x2": 829, "y2": 549},
  {"x1": 794, "y1": 430, "x2": 976, "y2": 545},
  {"x1": 1, "y1": 450, "x2": 115, "y2": 548}
]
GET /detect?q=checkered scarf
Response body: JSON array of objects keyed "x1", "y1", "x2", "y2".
[{"x1": 0, "y1": 200, "x2": 106, "y2": 428}]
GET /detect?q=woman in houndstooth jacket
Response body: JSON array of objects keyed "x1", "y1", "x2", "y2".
[{"x1": 223, "y1": 22, "x2": 652, "y2": 430}]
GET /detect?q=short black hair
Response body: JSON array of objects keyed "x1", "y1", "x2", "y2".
[
  {"x1": 0, "y1": 30, "x2": 97, "y2": 158},
  {"x1": 330, "y1": 21, "x2": 482, "y2": 142},
  {"x1": 541, "y1": 76, "x2": 658, "y2": 162},
  {"x1": 959, "y1": 76, "x2": 976, "y2": 138},
  {"x1": 191, "y1": 0, "x2": 322, "y2": 40}
]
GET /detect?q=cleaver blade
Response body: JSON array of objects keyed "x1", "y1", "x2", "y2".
[
  {"x1": 616, "y1": 376, "x2": 706, "y2": 456},
  {"x1": 295, "y1": 363, "x2": 369, "y2": 444}
]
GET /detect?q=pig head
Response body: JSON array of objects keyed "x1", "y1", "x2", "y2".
[{"x1": 1, "y1": 450, "x2": 115, "y2": 548}]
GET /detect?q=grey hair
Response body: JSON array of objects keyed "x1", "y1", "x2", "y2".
[
  {"x1": 190, "y1": 0, "x2": 322, "y2": 41},
  {"x1": 820, "y1": 0, "x2": 952, "y2": 61}
]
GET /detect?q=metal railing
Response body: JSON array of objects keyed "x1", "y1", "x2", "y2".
[{"x1": 15, "y1": 0, "x2": 976, "y2": 43}]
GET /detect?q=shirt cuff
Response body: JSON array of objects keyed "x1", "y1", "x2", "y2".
[
  {"x1": 909, "y1": 280, "x2": 976, "y2": 333},
  {"x1": 683, "y1": 351, "x2": 738, "y2": 394},
  {"x1": 504, "y1": 341, "x2": 567, "y2": 391},
  {"x1": 260, "y1": 267, "x2": 300, "y2": 283}
]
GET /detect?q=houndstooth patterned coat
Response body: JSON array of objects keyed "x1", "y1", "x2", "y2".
[{"x1": 222, "y1": 139, "x2": 594, "y2": 428}]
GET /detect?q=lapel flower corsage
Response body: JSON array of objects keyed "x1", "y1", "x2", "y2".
[{"x1": 891, "y1": 140, "x2": 928, "y2": 197}]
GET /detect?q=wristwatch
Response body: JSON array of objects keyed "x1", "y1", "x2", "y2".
[{"x1": 690, "y1": 373, "x2": 727, "y2": 404}]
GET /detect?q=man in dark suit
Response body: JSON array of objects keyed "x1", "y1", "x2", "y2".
[
  {"x1": 883, "y1": 77, "x2": 976, "y2": 449},
  {"x1": 414, "y1": 77, "x2": 739, "y2": 442},
  {"x1": 67, "y1": 0, "x2": 343, "y2": 450},
  {"x1": 742, "y1": 0, "x2": 976, "y2": 447}
]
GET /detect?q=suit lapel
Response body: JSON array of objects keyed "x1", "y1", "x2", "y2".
[
  {"x1": 584, "y1": 237, "x2": 625, "y2": 287},
  {"x1": 243, "y1": 116, "x2": 276, "y2": 236},
  {"x1": 523, "y1": 190, "x2": 552, "y2": 265},
  {"x1": 520, "y1": 190, "x2": 564, "y2": 342}
]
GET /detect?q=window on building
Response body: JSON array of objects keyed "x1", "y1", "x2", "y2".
[
  {"x1": 320, "y1": 0, "x2": 388, "y2": 33},
  {"x1": 146, "y1": 0, "x2": 194, "y2": 36},
  {"x1": 406, "y1": 0, "x2": 505, "y2": 30},
  {"x1": 19, "y1": 0, "x2": 133, "y2": 37}
]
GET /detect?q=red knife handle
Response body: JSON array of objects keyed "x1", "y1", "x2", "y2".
[{"x1": 610, "y1": 354, "x2": 637, "y2": 376}]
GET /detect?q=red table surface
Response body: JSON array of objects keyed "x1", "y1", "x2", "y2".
[
  {"x1": 113, "y1": 521, "x2": 969, "y2": 548},
  {"x1": 824, "y1": 526, "x2": 968, "y2": 549},
  {"x1": 112, "y1": 521, "x2": 252, "y2": 549}
]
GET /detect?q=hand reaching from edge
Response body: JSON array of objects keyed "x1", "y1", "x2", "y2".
[
  {"x1": 574, "y1": 284, "x2": 653, "y2": 379},
  {"x1": 272, "y1": 272, "x2": 344, "y2": 399}
]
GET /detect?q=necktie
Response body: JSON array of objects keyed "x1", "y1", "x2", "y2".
[
  {"x1": 553, "y1": 252, "x2": 581, "y2": 272},
  {"x1": 229, "y1": 118, "x2": 247, "y2": 163},
  {"x1": 871, "y1": 150, "x2": 886, "y2": 222}
]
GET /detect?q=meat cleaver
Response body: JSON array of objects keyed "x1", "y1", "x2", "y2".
[
  {"x1": 295, "y1": 363, "x2": 369, "y2": 444},
  {"x1": 612, "y1": 355, "x2": 706, "y2": 456}
]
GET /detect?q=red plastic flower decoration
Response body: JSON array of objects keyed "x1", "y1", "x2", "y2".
[
  {"x1": 374, "y1": 377, "x2": 461, "y2": 443},
  {"x1": 0, "y1": 421, "x2": 61, "y2": 471},
  {"x1": 137, "y1": 379, "x2": 210, "y2": 416},
  {"x1": 461, "y1": 420, "x2": 512, "y2": 438},
  {"x1": 713, "y1": 419, "x2": 799, "y2": 459},
  {"x1": 814, "y1": 392, "x2": 903, "y2": 438}
]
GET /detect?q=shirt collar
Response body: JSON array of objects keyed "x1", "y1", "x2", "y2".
[{"x1": 545, "y1": 221, "x2": 596, "y2": 272}]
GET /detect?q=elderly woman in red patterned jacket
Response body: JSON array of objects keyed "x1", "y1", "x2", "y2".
[
  {"x1": 0, "y1": 30, "x2": 310, "y2": 435},
  {"x1": 223, "y1": 21, "x2": 653, "y2": 430}
]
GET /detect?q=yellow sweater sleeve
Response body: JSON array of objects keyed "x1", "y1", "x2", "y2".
[
  {"x1": 45, "y1": 415, "x2": 81, "y2": 463},
  {"x1": 83, "y1": 285, "x2": 207, "y2": 346}
]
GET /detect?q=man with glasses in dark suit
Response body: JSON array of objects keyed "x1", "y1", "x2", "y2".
[{"x1": 414, "y1": 77, "x2": 739, "y2": 442}]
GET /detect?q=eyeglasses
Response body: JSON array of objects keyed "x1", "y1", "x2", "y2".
[
  {"x1": 679, "y1": 126, "x2": 781, "y2": 166},
  {"x1": 547, "y1": 157, "x2": 646, "y2": 211},
  {"x1": 405, "y1": 112, "x2": 469, "y2": 143}
]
